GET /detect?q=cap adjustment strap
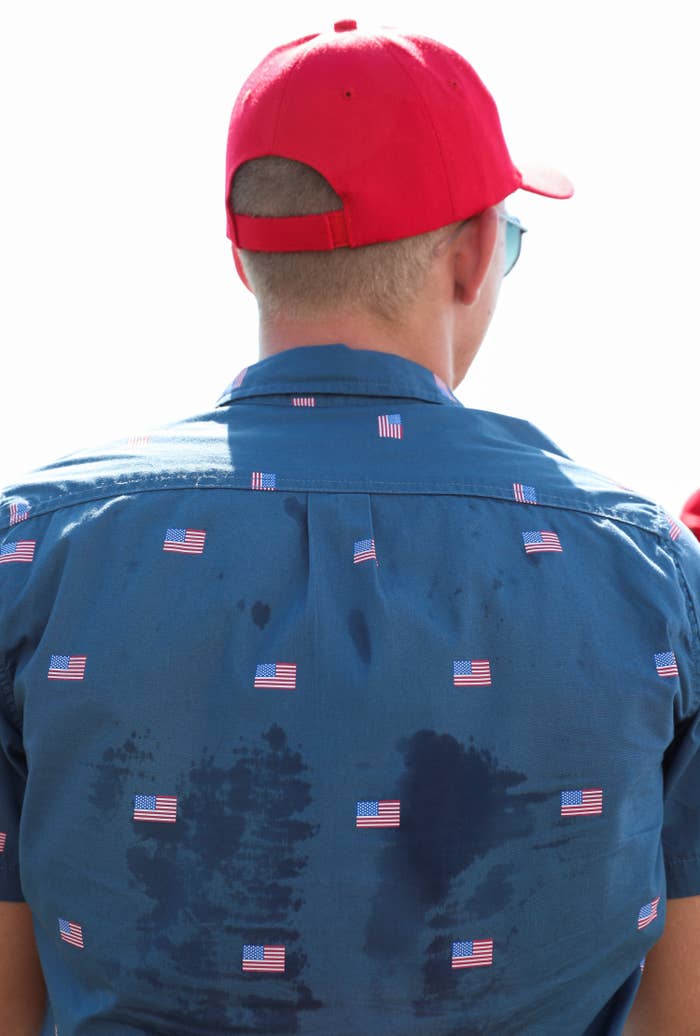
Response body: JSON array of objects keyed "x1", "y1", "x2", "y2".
[{"x1": 231, "y1": 208, "x2": 350, "y2": 252}]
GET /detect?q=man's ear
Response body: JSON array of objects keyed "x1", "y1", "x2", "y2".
[
  {"x1": 453, "y1": 206, "x2": 500, "y2": 307},
  {"x1": 232, "y1": 244, "x2": 255, "y2": 295}
]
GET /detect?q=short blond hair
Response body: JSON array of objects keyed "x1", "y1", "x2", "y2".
[{"x1": 230, "y1": 156, "x2": 461, "y2": 324}]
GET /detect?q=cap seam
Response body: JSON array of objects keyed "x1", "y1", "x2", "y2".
[
  {"x1": 380, "y1": 35, "x2": 456, "y2": 219},
  {"x1": 270, "y1": 36, "x2": 318, "y2": 155}
]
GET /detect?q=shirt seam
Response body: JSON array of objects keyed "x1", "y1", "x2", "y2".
[
  {"x1": 219, "y1": 393, "x2": 452, "y2": 408},
  {"x1": 664, "y1": 853, "x2": 700, "y2": 864},
  {"x1": 0, "y1": 657, "x2": 22, "y2": 734},
  {"x1": 217, "y1": 379, "x2": 452, "y2": 406},
  {"x1": 666, "y1": 537, "x2": 700, "y2": 713},
  {"x1": 0, "y1": 478, "x2": 663, "y2": 536}
]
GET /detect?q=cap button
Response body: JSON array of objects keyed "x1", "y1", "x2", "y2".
[{"x1": 334, "y1": 19, "x2": 358, "y2": 32}]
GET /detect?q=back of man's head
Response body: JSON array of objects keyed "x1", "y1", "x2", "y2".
[
  {"x1": 223, "y1": 20, "x2": 573, "y2": 324},
  {"x1": 231, "y1": 156, "x2": 461, "y2": 325}
]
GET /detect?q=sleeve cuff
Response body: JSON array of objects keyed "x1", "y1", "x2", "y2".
[
  {"x1": 665, "y1": 855, "x2": 700, "y2": 898},
  {"x1": 0, "y1": 862, "x2": 25, "y2": 902}
]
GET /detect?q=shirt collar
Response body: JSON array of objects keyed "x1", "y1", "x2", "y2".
[{"x1": 215, "y1": 343, "x2": 463, "y2": 408}]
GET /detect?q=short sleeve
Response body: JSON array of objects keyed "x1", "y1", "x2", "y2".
[
  {"x1": 662, "y1": 708, "x2": 700, "y2": 897},
  {"x1": 0, "y1": 660, "x2": 26, "y2": 901},
  {"x1": 662, "y1": 525, "x2": 700, "y2": 898}
]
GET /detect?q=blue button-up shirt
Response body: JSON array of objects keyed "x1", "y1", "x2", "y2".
[{"x1": 1, "y1": 343, "x2": 699, "y2": 1035}]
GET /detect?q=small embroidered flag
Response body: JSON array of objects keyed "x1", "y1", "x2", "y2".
[
  {"x1": 378, "y1": 413, "x2": 403, "y2": 439},
  {"x1": 451, "y1": 939, "x2": 494, "y2": 968},
  {"x1": 655, "y1": 652, "x2": 679, "y2": 677},
  {"x1": 291, "y1": 396, "x2": 316, "y2": 407},
  {"x1": 48, "y1": 655, "x2": 87, "y2": 681},
  {"x1": 231, "y1": 367, "x2": 248, "y2": 389},
  {"x1": 254, "y1": 663, "x2": 297, "y2": 689},
  {"x1": 513, "y1": 483, "x2": 537, "y2": 504},
  {"x1": 353, "y1": 538, "x2": 377, "y2": 564},
  {"x1": 560, "y1": 789, "x2": 603, "y2": 816},
  {"x1": 9, "y1": 502, "x2": 29, "y2": 525},
  {"x1": 0, "y1": 832, "x2": 6, "y2": 853},
  {"x1": 637, "y1": 896, "x2": 660, "y2": 930},
  {"x1": 251, "y1": 472, "x2": 276, "y2": 490},
  {"x1": 0, "y1": 541, "x2": 35, "y2": 564},
  {"x1": 127, "y1": 434, "x2": 151, "y2": 447},
  {"x1": 523, "y1": 530, "x2": 562, "y2": 554},
  {"x1": 666, "y1": 515, "x2": 682, "y2": 541},
  {"x1": 453, "y1": 659, "x2": 492, "y2": 686},
  {"x1": 58, "y1": 918, "x2": 84, "y2": 948},
  {"x1": 356, "y1": 800, "x2": 401, "y2": 827},
  {"x1": 242, "y1": 944, "x2": 285, "y2": 972},
  {"x1": 163, "y1": 529, "x2": 206, "y2": 554},
  {"x1": 133, "y1": 795, "x2": 178, "y2": 823}
]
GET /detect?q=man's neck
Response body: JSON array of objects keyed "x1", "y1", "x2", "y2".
[{"x1": 257, "y1": 309, "x2": 458, "y2": 388}]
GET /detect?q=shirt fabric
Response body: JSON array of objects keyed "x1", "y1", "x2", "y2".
[{"x1": 1, "y1": 343, "x2": 699, "y2": 1036}]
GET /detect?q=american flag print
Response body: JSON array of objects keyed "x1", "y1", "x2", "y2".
[
  {"x1": 0, "y1": 541, "x2": 36, "y2": 564},
  {"x1": 378, "y1": 413, "x2": 403, "y2": 439},
  {"x1": 0, "y1": 832, "x2": 6, "y2": 853},
  {"x1": 451, "y1": 939, "x2": 494, "y2": 968},
  {"x1": 127, "y1": 434, "x2": 151, "y2": 447},
  {"x1": 655, "y1": 651, "x2": 679, "y2": 677},
  {"x1": 666, "y1": 515, "x2": 682, "y2": 540},
  {"x1": 453, "y1": 659, "x2": 492, "y2": 686},
  {"x1": 162, "y1": 528, "x2": 206, "y2": 554},
  {"x1": 251, "y1": 471, "x2": 276, "y2": 490},
  {"x1": 513, "y1": 483, "x2": 537, "y2": 504},
  {"x1": 356, "y1": 800, "x2": 401, "y2": 827},
  {"x1": 291, "y1": 396, "x2": 316, "y2": 407},
  {"x1": 254, "y1": 663, "x2": 297, "y2": 689},
  {"x1": 58, "y1": 918, "x2": 84, "y2": 948},
  {"x1": 637, "y1": 896, "x2": 660, "y2": 930},
  {"x1": 353, "y1": 538, "x2": 377, "y2": 564},
  {"x1": 560, "y1": 789, "x2": 603, "y2": 816},
  {"x1": 133, "y1": 795, "x2": 178, "y2": 823},
  {"x1": 9, "y1": 502, "x2": 29, "y2": 525},
  {"x1": 242, "y1": 944, "x2": 285, "y2": 972},
  {"x1": 231, "y1": 366, "x2": 248, "y2": 389},
  {"x1": 522, "y1": 530, "x2": 563, "y2": 553},
  {"x1": 48, "y1": 655, "x2": 87, "y2": 680}
]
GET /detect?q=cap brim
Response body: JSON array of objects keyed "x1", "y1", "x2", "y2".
[{"x1": 517, "y1": 161, "x2": 574, "y2": 199}]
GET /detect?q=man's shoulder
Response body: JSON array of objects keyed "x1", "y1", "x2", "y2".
[
  {"x1": 0, "y1": 408, "x2": 231, "y2": 532},
  {"x1": 443, "y1": 405, "x2": 669, "y2": 537},
  {"x1": 0, "y1": 400, "x2": 672, "y2": 543}
]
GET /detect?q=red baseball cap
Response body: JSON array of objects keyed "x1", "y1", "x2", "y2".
[{"x1": 225, "y1": 18, "x2": 573, "y2": 277}]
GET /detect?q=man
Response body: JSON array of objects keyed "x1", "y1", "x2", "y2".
[{"x1": 1, "y1": 19, "x2": 698, "y2": 1036}]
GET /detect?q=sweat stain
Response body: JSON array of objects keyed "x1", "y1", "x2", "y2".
[
  {"x1": 87, "y1": 729, "x2": 157, "y2": 815},
  {"x1": 347, "y1": 609, "x2": 371, "y2": 663},
  {"x1": 362, "y1": 728, "x2": 547, "y2": 1018},
  {"x1": 88, "y1": 723, "x2": 321, "y2": 1031},
  {"x1": 251, "y1": 601, "x2": 271, "y2": 629}
]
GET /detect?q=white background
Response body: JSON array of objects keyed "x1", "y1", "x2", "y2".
[{"x1": 1, "y1": 1, "x2": 698, "y2": 515}]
